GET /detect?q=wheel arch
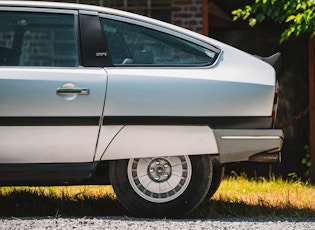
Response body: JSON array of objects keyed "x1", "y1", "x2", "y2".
[{"x1": 99, "y1": 125, "x2": 218, "y2": 160}]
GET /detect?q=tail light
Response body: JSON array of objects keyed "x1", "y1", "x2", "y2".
[{"x1": 272, "y1": 81, "x2": 279, "y2": 128}]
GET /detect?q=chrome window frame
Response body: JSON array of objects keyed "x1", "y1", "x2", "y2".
[{"x1": 0, "y1": 7, "x2": 78, "y2": 15}]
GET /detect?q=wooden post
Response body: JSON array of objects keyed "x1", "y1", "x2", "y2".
[
  {"x1": 202, "y1": 0, "x2": 209, "y2": 36},
  {"x1": 309, "y1": 36, "x2": 315, "y2": 184}
]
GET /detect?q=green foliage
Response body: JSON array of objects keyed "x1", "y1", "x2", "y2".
[
  {"x1": 302, "y1": 144, "x2": 311, "y2": 178},
  {"x1": 232, "y1": 0, "x2": 315, "y2": 42}
]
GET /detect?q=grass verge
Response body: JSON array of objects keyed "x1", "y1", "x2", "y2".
[
  {"x1": 189, "y1": 176, "x2": 315, "y2": 218},
  {"x1": 0, "y1": 177, "x2": 314, "y2": 218}
]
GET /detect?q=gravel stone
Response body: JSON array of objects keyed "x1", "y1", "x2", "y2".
[{"x1": 0, "y1": 217, "x2": 314, "y2": 230}]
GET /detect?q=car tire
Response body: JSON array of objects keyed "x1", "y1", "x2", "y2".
[
  {"x1": 109, "y1": 155, "x2": 213, "y2": 218},
  {"x1": 205, "y1": 166, "x2": 224, "y2": 200}
]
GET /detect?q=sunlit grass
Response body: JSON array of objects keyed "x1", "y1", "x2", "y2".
[
  {"x1": 0, "y1": 185, "x2": 116, "y2": 200},
  {"x1": 212, "y1": 176, "x2": 315, "y2": 210},
  {"x1": 0, "y1": 185, "x2": 123, "y2": 217},
  {"x1": 1, "y1": 177, "x2": 314, "y2": 218}
]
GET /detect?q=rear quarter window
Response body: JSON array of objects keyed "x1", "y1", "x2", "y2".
[{"x1": 100, "y1": 17, "x2": 218, "y2": 66}]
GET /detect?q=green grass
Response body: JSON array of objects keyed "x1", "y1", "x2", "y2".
[
  {"x1": 190, "y1": 176, "x2": 315, "y2": 218},
  {"x1": 1, "y1": 177, "x2": 314, "y2": 218},
  {"x1": 0, "y1": 186, "x2": 126, "y2": 217}
]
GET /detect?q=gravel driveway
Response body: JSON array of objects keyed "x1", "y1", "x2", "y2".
[{"x1": 0, "y1": 217, "x2": 314, "y2": 230}]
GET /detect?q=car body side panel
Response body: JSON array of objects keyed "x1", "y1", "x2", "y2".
[
  {"x1": 100, "y1": 125, "x2": 218, "y2": 160},
  {"x1": 103, "y1": 67, "x2": 275, "y2": 117},
  {"x1": 0, "y1": 126, "x2": 99, "y2": 163},
  {"x1": 0, "y1": 68, "x2": 107, "y2": 116},
  {"x1": 0, "y1": 68, "x2": 107, "y2": 163},
  {"x1": 97, "y1": 125, "x2": 283, "y2": 163},
  {"x1": 94, "y1": 125, "x2": 124, "y2": 161}
]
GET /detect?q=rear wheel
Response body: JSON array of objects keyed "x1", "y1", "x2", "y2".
[
  {"x1": 109, "y1": 155, "x2": 213, "y2": 218},
  {"x1": 206, "y1": 166, "x2": 224, "y2": 199}
]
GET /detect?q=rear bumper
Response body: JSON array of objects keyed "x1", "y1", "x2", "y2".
[{"x1": 213, "y1": 129, "x2": 283, "y2": 163}]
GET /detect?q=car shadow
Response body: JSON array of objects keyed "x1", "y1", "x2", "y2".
[
  {"x1": 189, "y1": 199, "x2": 315, "y2": 219},
  {"x1": 0, "y1": 190, "x2": 314, "y2": 219}
]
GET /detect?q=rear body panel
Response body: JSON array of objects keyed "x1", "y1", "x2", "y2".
[{"x1": 104, "y1": 66, "x2": 275, "y2": 117}]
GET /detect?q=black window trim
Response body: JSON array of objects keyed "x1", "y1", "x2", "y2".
[
  {"x1": 79, "y1": 12, "x2": 113, "y2": 67},
  {"x1": 74, "y1": 13, "x2": 83, "y2": 67}
]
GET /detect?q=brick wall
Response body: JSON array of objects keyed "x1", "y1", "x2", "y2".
[
  {"x1": 20, "y1": 30, "x2": 53, "y2": 66},
  {"x1": 172, "y1": 0, "x2": 203, "y2": 34},
  {"x1": 0, "y1": 27, "x2": 77, "y2": 66},
  {"x1": 0, "y1": 32, "x2": 13, "y2": 48}
]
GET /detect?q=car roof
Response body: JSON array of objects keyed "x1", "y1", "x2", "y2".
[
  {"x1": 0, "y1": 1, "x2": 148, "y2": 21},
  {"x1": 0, "y1": 1, "x2": 221, "y2": 53}
]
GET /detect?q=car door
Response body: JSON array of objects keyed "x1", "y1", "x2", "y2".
[{"x1": 0, "y1": 9, "x2": 108, "y2": 163}]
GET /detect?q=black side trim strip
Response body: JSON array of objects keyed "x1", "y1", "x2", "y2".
[
  {"x1": 0, "y1": 162, "x2": 97, "y2": 172},
  {"x1": 0, "y1": 117, "x2": 100, "y2": 126},
  {"x1": 0, "y1": 162, "x2": 98, "y2": 186},
  {"x1": 102, "y1": 116, "x2": 273, "y2": 129},
  {"x1": 0, "y1": 116, "x2": 273, "y2": 129}
]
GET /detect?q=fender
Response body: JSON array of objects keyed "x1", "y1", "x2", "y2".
[{"x1": 96, "y1": 125, "x2": 219, "y2": 161}]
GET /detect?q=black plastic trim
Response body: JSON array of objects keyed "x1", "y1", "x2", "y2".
[
  {"x1": 79, "y1": 13, "x2": 112, "y2": 67},
  {"x1": 0, "y1": 162, "x2": 98, "y2": 186},
  {"x1": 255, "y1": 52, "x2": 281, "y2": 74},
  {"x1": 0, "y1": 162, "x2": 97, "y2": 172},
  {"x1": 0, "y1": 116, "x2": 273, "y2": 129},
  {"x1": 102, "y1": 116, "x2": 273, "y2": 129},
  {"x1": 0, "y1": 117, "x2": 100, "y2": 126}
]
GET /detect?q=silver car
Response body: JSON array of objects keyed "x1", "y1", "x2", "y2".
[{"x1": 0, "y1": 1, "x2": 283, "y2": 217}]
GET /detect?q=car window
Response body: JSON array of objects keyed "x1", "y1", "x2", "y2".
[
  {"x1": 0, "y1": 11, "x2": 78, "y2": 67},
  {"x1": 100, "y1": 18, "x2": 218, "y2": 66}
]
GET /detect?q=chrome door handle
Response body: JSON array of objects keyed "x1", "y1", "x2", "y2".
[{"x1": 56, "y1": 87, "x2": 89, "y2": 95}]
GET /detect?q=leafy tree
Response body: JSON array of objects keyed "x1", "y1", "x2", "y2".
[
  {"x1": 232, "y1": 0, "x2": 315, "y2": 42},
  {"x1": 233, "y1": 0, "x2": 315, "y2": 183}
]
